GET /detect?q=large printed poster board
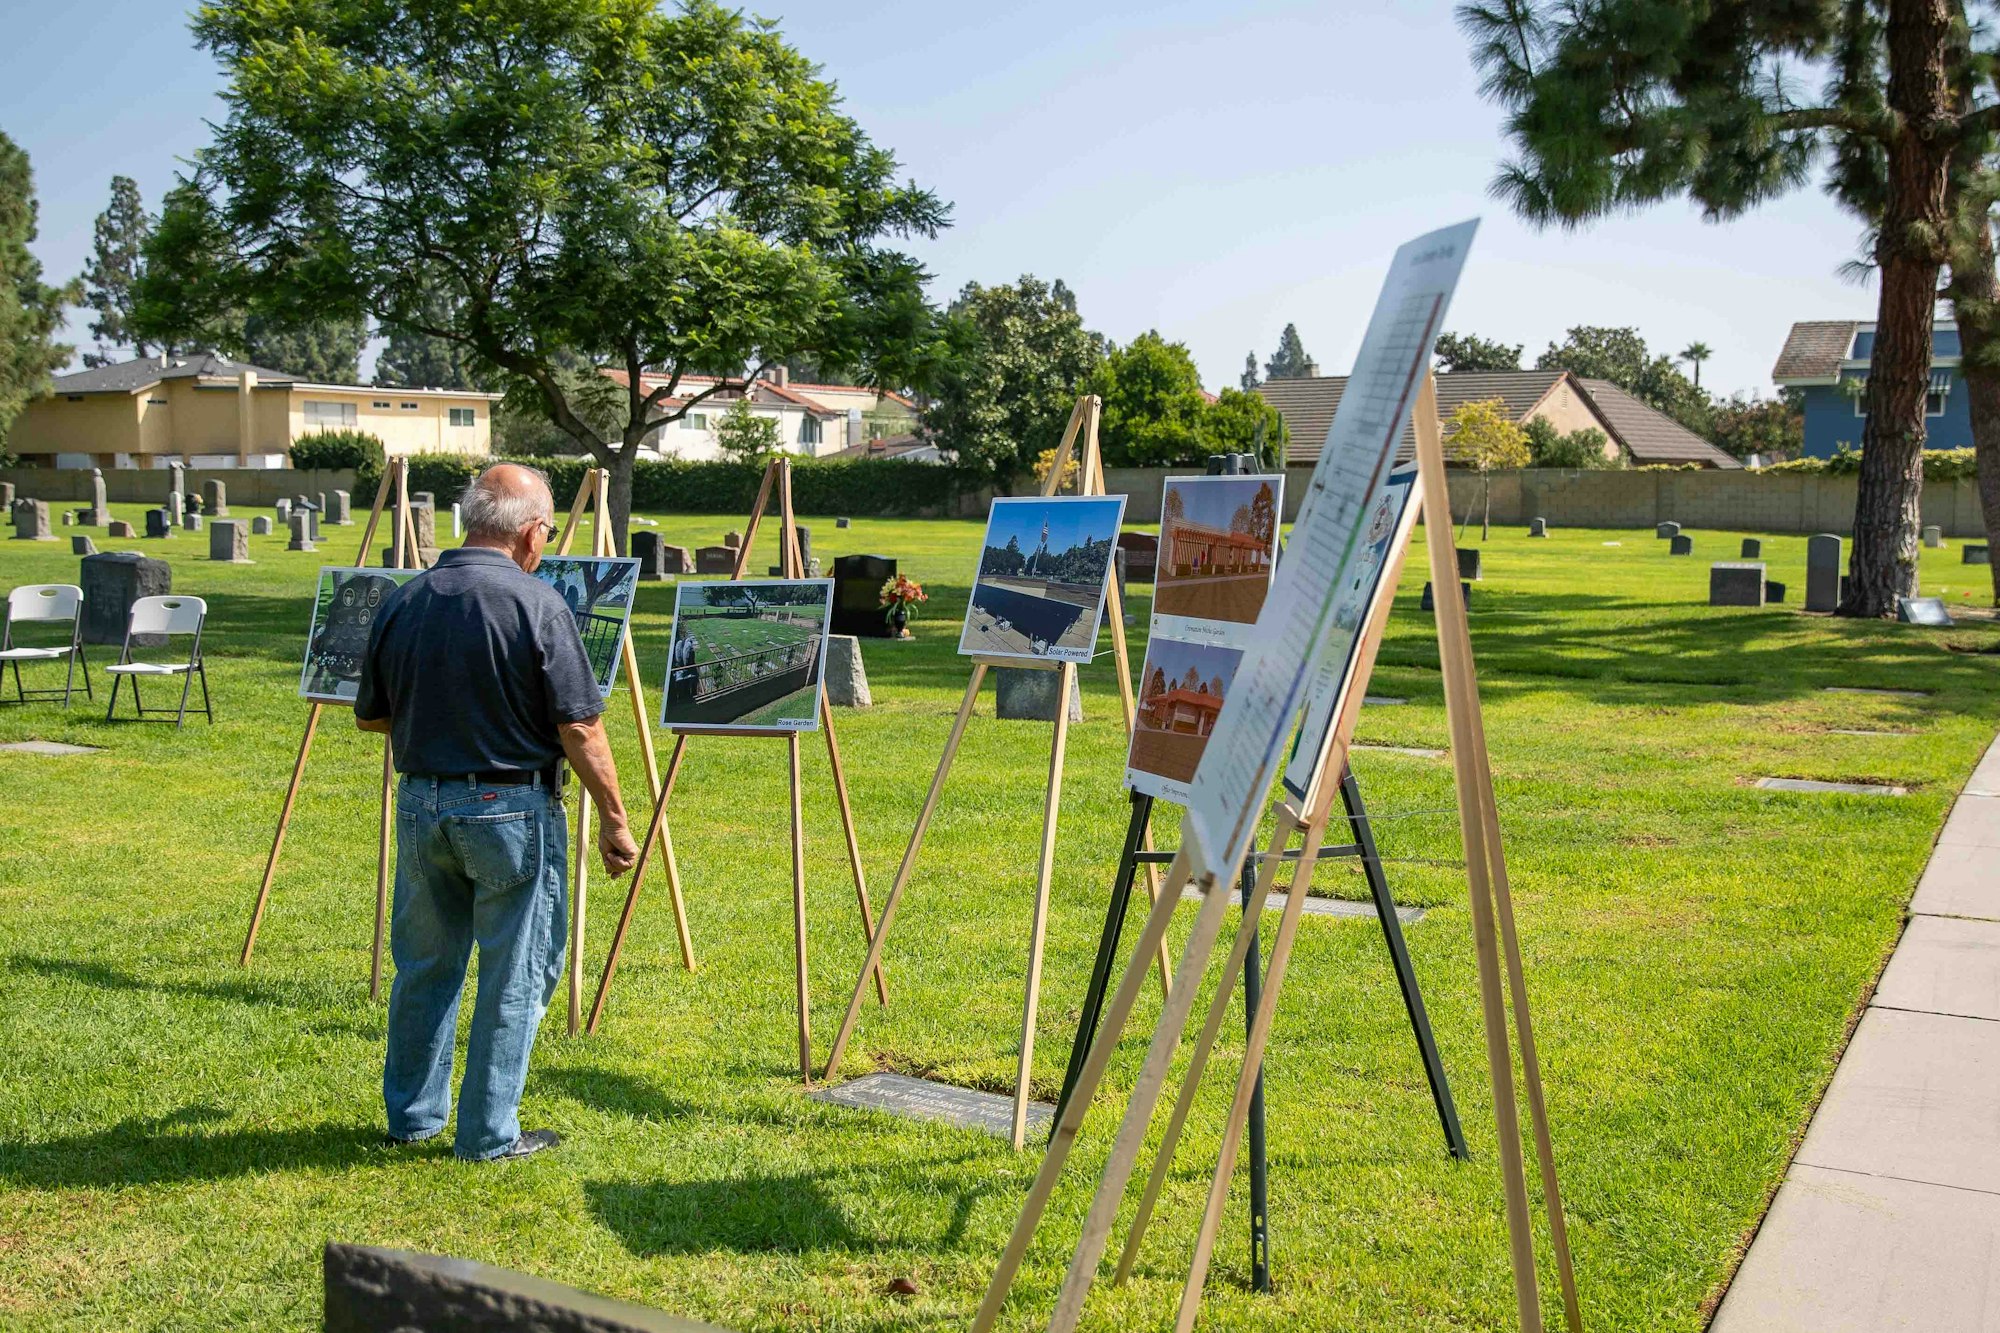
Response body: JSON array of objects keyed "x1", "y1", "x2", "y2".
[
  {"x1": 662, "y1": 578, "x2": 835, "y2": 732},
  {"x1": 532, "y1": 555, "x2": 641, "y2": 700},
  {"x1": 299, "y1": 567, "x2": 421, "y2": 703},
  {"x1": 1181, "y1": 219, "x2": 1477, "y2": 881},
  {"x1": 959, "y1": 496, "x2": 1126, "y2": 664}
]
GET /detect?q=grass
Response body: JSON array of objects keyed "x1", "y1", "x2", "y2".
[{"x1": 0, "y1": 504, "x2": 1996, "y2": 1331}]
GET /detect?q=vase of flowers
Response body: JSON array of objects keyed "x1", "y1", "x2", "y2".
[{"x1": 879, "y1": 574, "x2": 927, "y2": 638}]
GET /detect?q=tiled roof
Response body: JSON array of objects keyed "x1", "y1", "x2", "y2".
[
  {"x1": 787, "y1": 381, "x2": 917, "y2": 409},
  {"x1": 1261, "y1": 370, "x2": 1567, "y2": 465},
  {"x1": 612, "y1": 371, "x2": 843, "y2": 417},
  {"x1": 1575, "y1": 379, "x2": 1743, "y2": 469},
  {"x1": 50, "y1": 352, "x2": 299, "y2": 395},
  {"x1": 1772, "y1": 321, "x2": 1859, "y2": 381}
]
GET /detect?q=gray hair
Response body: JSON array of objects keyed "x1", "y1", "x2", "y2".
[{"x1": 460, "y1": 463, "x2": 554, "y2": 539}]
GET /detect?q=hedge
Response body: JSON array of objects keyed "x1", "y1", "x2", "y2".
[
  {"x1": 357, "y1": 452, "x2": 968, "y2": 516},
  {"x1": 1758, "y1": 446, "x2": 1979, "y2": 481}
]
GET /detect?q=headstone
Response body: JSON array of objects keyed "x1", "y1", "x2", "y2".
[
  {"x1": 61, "y1": 510, "x2": 74, "y2": 526},
  {"x1": 1657, "y1": 521, "x2": 1680, "y2": 539},
  {"x1": 80, "y1": 551, "x2": 172, "y2": 647},
  {"x1": 994, "y1": 666, "x2": 1082, "y2": 722},
  {"x1": 1806, "y1": 533, "x2": 1843, "y2": 611},
  {"x1": 1709, "y1": 562, "x2": 1766, "y2": 607},
  {"x1": 404, "y1": 501, "x2": 437, "y2": 551},
  {"x1": 1897, "y1": 595, "x2": 1954, "y2": 627},
  {"x1": 71, "y1": 535, "x2": 97, "y2": 556},
  {"x1": 317, "y1": 492, "x2": 328, "y2": 521},
  {"x1": 275, "y1": 497, "x2": 292, "y2": 525},
  {"x1": 165, "y1": 490, "x2": 183, "y2": 525},
  {"x1": 107, "y1": 520, "x2": 134, "y2": 538},
  {"x1": 287, "y1": 513, "x2": 315, "y2": 552},
  {"x1": 1669, "y1": 534, "x2": 1693, "y2": 556},
  {"x1": 660, "y1": 544, "x2": 692, "y2": 574},
  {"x1": 768, "y1": 524, "x2": 814, "y2": 577},
  {"x1": 694, "y1": 545, "x2": 736, "y2": 575},
  {"x1": 251, "y1": 516, "x2": 273, "y2": 536},
  {"x1": 836, "y1": 517, "x2": 851, "y2": 529},
  {"x1": 831, "y1": 554, "x2": 895, "y2": 638},
  {"x1": 1740, "y1": 538, "x2": 1762, "y2": 559},
  {"x1": 295, "y1": 492, "x2": 311, "y2": 514},
  {"x1": 631, "y1": 531, "x2": 668, "y2": 581},
  {"x1": 1922, "y1": 524, "x2": 1943, "y2": 549},
  {"x1": 822, "y1": 634, "x2": 872, "y2": 707},
  {"x1": 209, "y1": 519, "x2": 251, "y2": 564},
  {"x1": 0, "y1": 482, "x2": 12, "y2": 507},
  {"x1": 330, "y1": 490, "x2": 352, "y2": 525},
  {"x1": 1420, "y1": 580, "x2": 1472, "y2": 612},
  {"x1": 185, "y1": 491, "x2": 201, "y2": 516},
  {"x1": 383, "y1": 546, "x2": 442, "y2": 570},
  {"x1": 144, "y1": 508, "x2": 173, "y2": 539},
  {"x1": 724, "y1": 530, "x2": 743, "y2": 551},
  {"x1": 309, "y1": 507, "x2": 322, "y2": 540},
  {"x1": 183, "y1": 512, "x2": 203, "y2": 532},
  {"x1": 411, "y1": 491, "x2": 435, "y2": 510},
  {"x1": 1765, "y1": 580, "x2": 1787, "y2": 603},
  {"x1": 1116, "y1": 531, "x2": 1158, "y2": 583},
  {"x1": 204, "y1": 478, "x2": 228, "y2": 517},
  {"x1": 322, "y1": 1242, "x2": 719, "y2": 1333},
  {"x1": 84, "y1": 468, "x2": 108, "y2": 526},
  {"x1": 1965, "y1": 544, "x2": 1990, "y2": 566},
  {"x1": 1528, "y1": 517, "x2": 1547, "y2": 537},
  {"x1": 167, "y1": 462, "x2": 185, "y2": 507},
  {"x1": 1456, "y1": 547, "x2": 1482, "y2": 580}
]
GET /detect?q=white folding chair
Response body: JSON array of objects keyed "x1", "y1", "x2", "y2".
[
  {"x1": 1, "y1": 584, "x2": 93, "y2": 707},
  {"x1": 105, "y1": 595, "x2": 212, "y2": 728}
]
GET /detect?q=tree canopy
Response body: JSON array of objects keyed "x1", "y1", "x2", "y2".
[
  {"x1": 375, "y1": 294, "x2": 488, "y2": 390},
  {"x1": 1434, "y1": 330, "x2": 1521, "y2": 373},
  {"x1": 137, "y1": 0, "x2": 948, "y2": 548},
  {"x1": 1088, "y1": 331, "x2": 1211, "y2": 467},
  {"x1": 1262, "y1": 322, "x2": 1314, "y2": 380},
  {"x1": 0, "y1": 132, "x2": 76, "y2": 442},
  {"x1": 1535, "y1": 326, "x2": 1709, "y2": 434}
]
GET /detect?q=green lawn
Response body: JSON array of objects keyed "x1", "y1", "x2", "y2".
[{"x1": 0, "y1": 504, "x2": 1995, "y2": 1332}]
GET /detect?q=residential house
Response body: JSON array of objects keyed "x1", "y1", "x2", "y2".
[
  {"x1": 6, "y1": 352, "x2": 501, "y2": 468},
  {"x1": 821, "y1": 434, "x2": 946, "y2": 464},
  {"x1": 607, "y1": 367, "x2": 919, "y2": 461},
  {"x1": 1771, "y1": 318, "x2": 1967, "y2": 459},
  {"x1": 1257, "y1": 368, "x2": 1741, "y2": 469}
]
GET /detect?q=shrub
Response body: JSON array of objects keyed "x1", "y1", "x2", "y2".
[
  {"x1": 291, "y1": 428, "x2": 388, "y2": 501},
  {"x1": 1756, "y1": 446, "x2": 1977, "y2": 481}
]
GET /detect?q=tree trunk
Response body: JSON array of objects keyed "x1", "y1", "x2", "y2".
[
  {"x1": 1843, "y1": 0, "x2": 1957, "y2": 618},
  {"x1": 1481, "y1": 478, "x2": 1491, "y2": 541},
  {"x1": 604, "y1": 446, "x2": 636, "y2": 556},
  {"x1": 1947, "y1": 221, "x2": 2000, "y2": 606}
]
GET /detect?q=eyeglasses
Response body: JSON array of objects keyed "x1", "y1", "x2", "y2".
[{"x1": 537, "y1": 521, "x2": 558, "y2": 543}]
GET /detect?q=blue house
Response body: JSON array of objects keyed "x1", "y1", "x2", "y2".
[{"x1": 1772, "y1": 318, "x2": 1970, "y2": 459}]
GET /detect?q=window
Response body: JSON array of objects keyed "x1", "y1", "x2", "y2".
[
  {"x1": 798, "y1": 414, "x2": 822, "y2": 446},
  {"x1": 449, "y1": 407, "x2": 477, "y2": 427},
  {"x1": 684, "y1": 412, "x2": 708, "y2": 431},
  {"x1": 1928, "y1": 389, "x2": 1948, "y2": 416},
  {"x1": 303, "y1": 400, "x2": 358, "y2": 428},
  {"x1": 400, "y1": 402, "x2": 420, "y2": 411},
  {"x1": 372, "y1": 400, "x2": 391, "y2": 409}
]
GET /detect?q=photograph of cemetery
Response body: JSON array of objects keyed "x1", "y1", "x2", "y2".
[
  {"x1": 958, "y1": 496, "x2": 1125, "y2": 662},
  {"x1": 1127, "y1": 637, "x2": 1244, "y2": 790},
  {"x1": 1154, "y1": 476, "x2": 1281, "y2": 624},
  {"x1": 662, "y1": 579, "x2": 834, "y2": 731},
  {"x1": 298, "y1": 567, "x2": 419, "y2": 703},
  {"x1": 532, "y1": 556, "x2": 642, "y2": 698}
]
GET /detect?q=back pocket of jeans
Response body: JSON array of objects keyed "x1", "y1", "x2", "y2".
[{"x1": 448, "y1": 809, "x2": 541, "y2": 891}]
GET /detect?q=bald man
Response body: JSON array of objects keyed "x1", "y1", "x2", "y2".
[{"x1": 355, "y1": 463, "x2": 639, "y2": 1160}]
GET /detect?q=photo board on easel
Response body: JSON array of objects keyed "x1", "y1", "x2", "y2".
[
  {"x1": 532, "y1": 555, "x2": 642, "y2": 699},
  {"x1": 299, "y1": 567, "x2": 423, "y2": 703}
]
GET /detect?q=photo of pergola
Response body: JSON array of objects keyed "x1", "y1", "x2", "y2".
[
  {"x1": 1127, "y1": 636, "x2": 1244, "y2": 794},
  {"x1": 532, "y1": 556, "x2": 642, "y2": 699},
  {"x1": 661, "y1": 579, "x2": 834, "y2": 731},
  {"x1": 959, "y1": 495, "x2": 1126, "y2": 662},
  {"x1": 1154, "y1": 475, "x2": 1281, "y2": 625}
]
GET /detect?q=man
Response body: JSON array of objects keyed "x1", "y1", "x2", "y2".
[{"x1": 355, "y1": 463, "x2": 640, "y2": 1161}]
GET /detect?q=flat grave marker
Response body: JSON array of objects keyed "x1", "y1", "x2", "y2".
[
  {"x1": 1178, "y1": 884, "x2": 1425, "y2": 924},
  {"x1": 1755, "y1": 777, "x2": 1908, "y2": 797},
  {"x1": 1897, "y1": 596, "x2": 1954, "y2": 627},
  {"x1": 1709, "y1": 562, "x2": 1765, "y2": 607},
  {"x1": 1351, "y1": 742, "x2": 1446, "y2": 758},
  {"x1": 810, "y1": 1071, "x2": 1054, "y2": 1140},
  {"x1": 0, "y1": 740, "x2": 105, "y2": 756},
  {"x1": 1966, "y1": 544, "x2": 1991, "y2": 566},
  {"x1": 1822, "y1": 685, "x2": 1929, "y2": 700}
]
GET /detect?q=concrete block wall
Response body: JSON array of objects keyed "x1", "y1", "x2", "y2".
[{"x1": 0, "y1": 466, "x2": 358, "y2": 507}]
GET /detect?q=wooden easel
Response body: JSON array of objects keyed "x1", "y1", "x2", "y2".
[
  {"x1": 816, "y1": 394, "x2": 1171, "y2": 1151},
  {"x1": 970, "y1": 374, "x2": 1581, "y2": 1333},
  {"x1": 586, "y1": 455, "x2": 886, "y2": 1085},
  {"x1": 549, "y1": 468, "x2": 693, "y2": 1037},
  {"x1": 240, "y1": 458, "x2": 425, "y2": 1000}
]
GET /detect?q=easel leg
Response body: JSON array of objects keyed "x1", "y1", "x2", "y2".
[
  {"x1": 822, "y1": 664, "x2": 986, "y2": 1081},
  {"x1": 1344, "y1": 768, "x2": 1467, "y2": 1159},
  {"x1": 570, "y1": 788, "x2": 592, "y2": 1037},
  {"x1": 1053, "y1": 790, "x2": 1151, "y2": 1129},
  {"x1": 242, "y1": 703, "x2": 322, "y2": 965},
  {"x1": 372, "y1": 739, "x2": 395, "y2": 1001},
  {"x1": 1240, "y1": 855, "x2": 1271, "y2": 1294},
  {"x1": 586, "y1": 741, "x2": 680, "y2": 1034},
  {"x1": 789, "y1": 733, "x2": 813, "y2": 1085},
  {"x1": 1013, "y1": 661, "x2": 1074, "y2": 1150},
  {"x1": 820, "y1": 695, "x2": 888, "y2": 1005}
]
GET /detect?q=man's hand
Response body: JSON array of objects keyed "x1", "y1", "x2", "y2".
[{"x1": 598, "y1": 817, "x2": 640, "y2": 878}]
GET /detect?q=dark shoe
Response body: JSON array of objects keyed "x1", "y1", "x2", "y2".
[{"x1": 489, "y1": 1128, "x2": 562, "y2": 1161}]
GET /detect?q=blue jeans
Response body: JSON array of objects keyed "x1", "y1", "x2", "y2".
[{"x1": 384, "y1": 776, "x2": 568, "y2": 1159}]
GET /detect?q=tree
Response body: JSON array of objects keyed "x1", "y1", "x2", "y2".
[
  {"x1": 713, "y1": 395, "x2": 780, "y2": 464},
  {"x1": 1247, "y1": 481, "x2": 1277, "y2": 547},
  {"x1": 1263, "y1": 323, "x2": 1314, "y2": 380},
  {"x1": 80, "y1": 175, "x2": 154, "y2": 366},
  {"x1": 242, "y1": 314, "x2": 365, "y2": 383},
  {"x1": 1163, "y1": 486, "x2": 1186, "y2": 524},
  {"x1": 1434, "y1": 330, "x2": 1522, "y2": 373},
  {"x1": 1205, "y1": 386, "x2": 1288, "y2": 465},
  {"x1": 1460, "y1": 0, "x2": 1975, "y2": 617},
  {"x1": 1711, "y1": 392, "x2": 1805, "y2": 463},
  {"x1": 1445, "y1": 397, "x2": 1530, "y2": 540},
  {"x1": 376, "y1": 294, "x2": 488, "y2": 390},
  {"x1": 922, "y1": 276, "x2": 1098, "y2": 486},
  {"x1": 1523, "y1": 415, "x2": 1613, "y2": 469},
  {"x1": 1679, "y1": 341, "x2": 1713, "y2": 389},
  {"x1": 0, "y1": 132, "x2": 76, "y2": 441},
  {"x1": 1239, "y1": 351, "x2": 1260, "y2": 391},
  {"x1": 1089, "y1": 331, "x2": 1213, "y2": 468},
  {"x1": 1535, "y1": 326, "x2": 1710, "y2": 434},
  {"x1": 137, "y1": 0, "x2": 947, "y2": 552}
]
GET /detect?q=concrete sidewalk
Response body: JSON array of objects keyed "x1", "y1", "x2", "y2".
[{"x1": 1711, "y1": 736, "x2": 2000, "y2": 1332}]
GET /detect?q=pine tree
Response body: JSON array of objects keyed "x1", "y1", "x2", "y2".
[
  {"x1": 80, "y1": 175, "x2": 153, "y2": 366},
  {"x1": 0, "y1": 132, "x2": 77, "y2": 440},
  {"x1": 1239, "y1": 351, "x2": 1260, "y2": 391},
  {"x1": 1263, "y1": 323, "x2": 1313, "y2": 380},
  {"x1": 242, "y1": 314, "x2": 366, "y2": 382},
  {"x1": 374, "y1": 302, "x2": 487, "y2": 390}
]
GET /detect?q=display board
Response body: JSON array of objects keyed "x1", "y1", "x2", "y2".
[
  {"x1": 958, "y1": 495, "x2": 1126, "y2": 663},
  {"x1": 298, "y1": 567, "x2": 422, "y2": 703},
  {"x1": 532, "y1": 555, "x2": 641, "y2": 699},
  {"x1": 661, "y1": 578, "x2": 835, "y2": 732}
]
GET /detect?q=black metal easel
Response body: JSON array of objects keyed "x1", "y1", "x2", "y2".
[{"x1": 1054, "y1": 769, "x2": 1469, "y2": 1292}]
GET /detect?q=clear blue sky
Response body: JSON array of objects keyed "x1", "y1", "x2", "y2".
[
  {"x1": 4, "y1": 1, "x2": 1876, "y2": 398},
  {"x1": 986, "y1": 497, "x2": 1124, "y2": 556}
]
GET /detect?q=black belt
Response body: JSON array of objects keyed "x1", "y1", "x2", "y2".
[{"x1": 419, "y1": 766, "x2": 562, "y2": 788}]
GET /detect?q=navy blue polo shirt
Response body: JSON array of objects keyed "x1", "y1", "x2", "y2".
[{"x1": 355, "y1": 547, "x2": 605, "y2": 775}]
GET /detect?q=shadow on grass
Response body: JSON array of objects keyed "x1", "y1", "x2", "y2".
[
  {"x1": 541, "y1": 1065, "x2": 701, "y2": 1123},
  {"x1": 8, "y1": 954, "x2": 375, "y2": 1036},
  {"x1": 0, "y1": 1104, "x2": 386, "y2": 1189}
]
